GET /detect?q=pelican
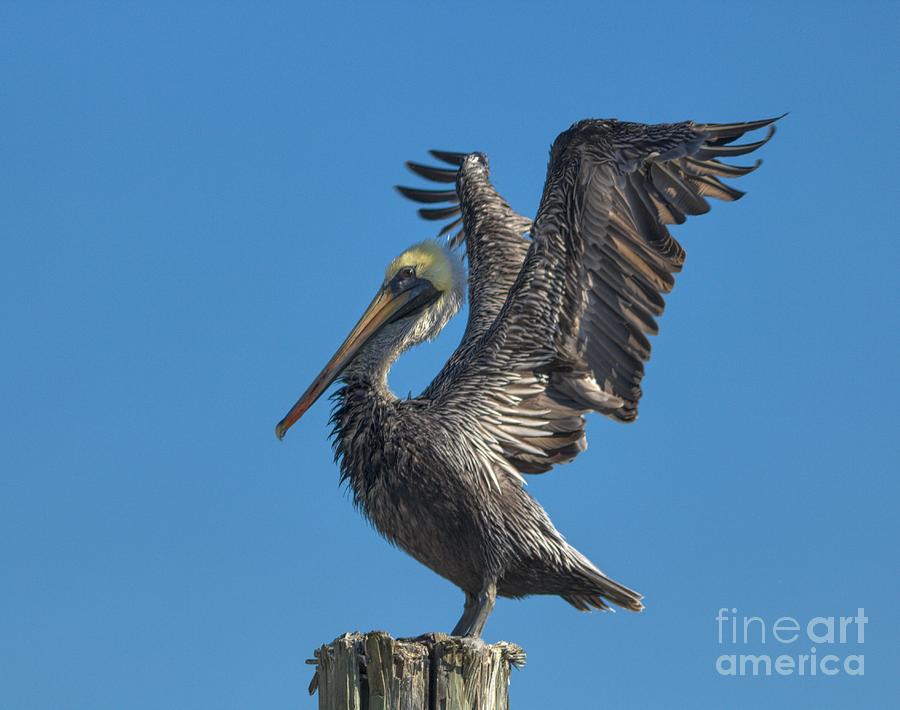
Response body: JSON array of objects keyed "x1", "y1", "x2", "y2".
[{"x1": 276, "y1": 116, "x2": 781, "y2": 637}]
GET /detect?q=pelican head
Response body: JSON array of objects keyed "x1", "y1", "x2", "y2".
[{"x1": 276, "y1": 240, "x2": 464, "y2": 439}]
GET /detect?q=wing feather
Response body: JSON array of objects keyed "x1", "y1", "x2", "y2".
[
  {"x1": 397, "y1": 151, "x2": 532, "y2": 349},
  {"x1": 422, "y1": 115, "x2": 780, "y2": 476}
]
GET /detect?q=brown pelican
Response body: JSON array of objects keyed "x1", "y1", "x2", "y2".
[{"x1": 276, "y1": 116, "x2": 780, "y2": 637}]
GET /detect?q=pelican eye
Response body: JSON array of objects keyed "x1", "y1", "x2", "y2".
[{"x1": 398, "y1": 266, "x2": 416, "y2": 280}]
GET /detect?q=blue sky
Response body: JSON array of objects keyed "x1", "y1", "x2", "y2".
[{"x1": 1, "y1": 2, "x2": 897, "y2": 708}]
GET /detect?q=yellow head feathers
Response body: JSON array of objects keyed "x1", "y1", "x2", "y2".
[{"x1": 385, "y1": 240, "x2": 460, "y2": 293}]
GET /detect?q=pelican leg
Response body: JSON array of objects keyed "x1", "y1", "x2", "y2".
[
  {"x1": 451, "y1": 582, "x2": 496, "y2": 638},
  {"x1": 451, "y1": 592, "x2": 478, "y2": 637}
]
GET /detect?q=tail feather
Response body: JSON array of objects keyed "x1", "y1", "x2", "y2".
[{"x1": 563, "y1": 557, "x2": 644, "y2": 613}]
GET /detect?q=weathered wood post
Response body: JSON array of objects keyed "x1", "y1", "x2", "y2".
[{"x1": 308, "y1": 632, "x2": 525, "y2": 709}]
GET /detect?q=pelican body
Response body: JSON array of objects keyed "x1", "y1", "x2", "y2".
[{"x1": 277, "y1": 116, "x2": 780, "y2": 636}]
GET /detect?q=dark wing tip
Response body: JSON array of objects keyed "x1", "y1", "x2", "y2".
[
  {"x1": 702, "y1": 112, "x2": 787, "y2": 133},
  {"x1": 418, "y1": 205, "x2": 462, "y2": 221},
  {"x1": 394, "y1": 185, "x2": 459, "y2": 204},
  {"x1": 404, "y1": 161, "x2": 458, "y2": 183},
  {"x1": 428, "y1": 149, "x2": 467, "y2": 166},
  {"x1": 696, "y1": 124, "x2": 777, "y2": 160},
  {"x1": 398, "y1": 155, "x2": 468, "y2": 241}
]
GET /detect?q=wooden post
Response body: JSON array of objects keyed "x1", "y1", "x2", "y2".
[{"x1": 307, "y1": 631, "x2": 525, "y2": 710}]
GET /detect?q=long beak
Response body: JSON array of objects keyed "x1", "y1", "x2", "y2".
[{"x1": 275, "y1": 280, "x2": 438, "y2": 440}]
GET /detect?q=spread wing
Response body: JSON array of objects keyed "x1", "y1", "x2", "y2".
[
  {"x1": 422, "y1": 116, "x2": 781, "y2": 479},
  {"x1": 396, "y1": 152, "x2": 532, "y2": 364}
]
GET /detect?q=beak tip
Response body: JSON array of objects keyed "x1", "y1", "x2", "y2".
[{"x1": 275, "y1": 422, "x2": 287, "y2": 440}]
